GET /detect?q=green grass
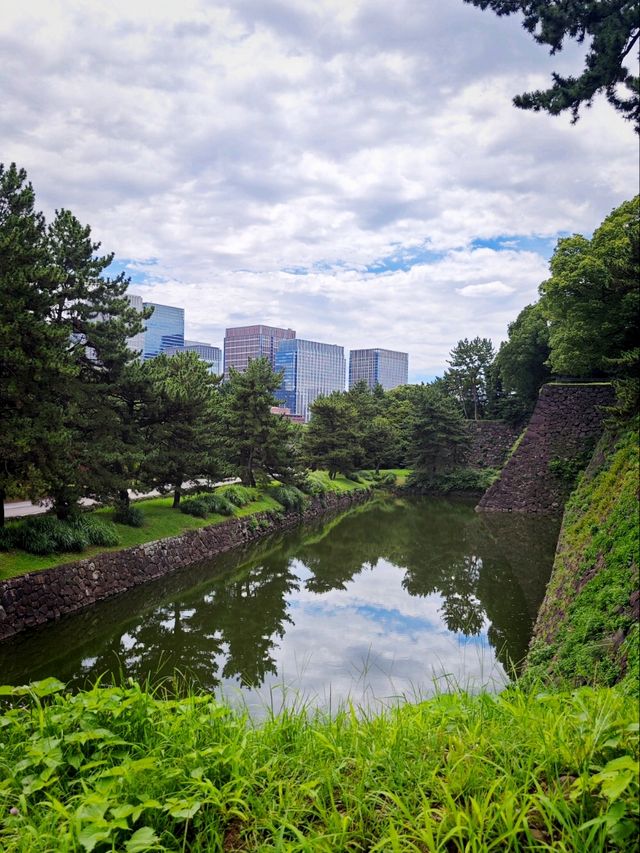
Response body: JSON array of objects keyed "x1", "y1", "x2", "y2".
[
  {"x1": 0, "y1": 679, "x2": 637, "y2": 852},
  {"x1": 0, "y1": 476, "x2": 369, "y2": 581},
  {"x1": 525, "y1": 423, "x2": 639, "y2": 696},
  {"x1": 305, "y1": 471, "x2": 368, "y2": 492}
]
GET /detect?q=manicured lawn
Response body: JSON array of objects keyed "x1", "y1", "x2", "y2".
[{"x1": 0, "y1": 477, "x2": 373, "y2": 581}]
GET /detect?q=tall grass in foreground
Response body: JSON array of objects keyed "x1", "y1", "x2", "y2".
[{"x1": 0, "y1": 679, "x2": 637, "y2": 851}]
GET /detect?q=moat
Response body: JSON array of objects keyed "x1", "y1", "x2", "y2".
[{"x1": 0, "y1": 497, "x2": 560, "y2": 714}]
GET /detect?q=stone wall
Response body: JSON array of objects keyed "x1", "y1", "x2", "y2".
[
  {"x1": 477, "y1": 383, "x2": 614, "y2": 514},
  {"x1": 466, "y1": 421, "x2": 521, "y2": 469},
  {"x1": 0, "y1": 490, "x2": 370, "y2": 641}
]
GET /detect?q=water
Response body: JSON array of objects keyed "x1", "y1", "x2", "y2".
[{"x1": 0, "y1": 497, "x2": 560, "y2": 714}]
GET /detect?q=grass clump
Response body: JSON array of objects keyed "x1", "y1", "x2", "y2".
[
  {"x1": 219, "y1": 485, "x2": 257, "y2": 507},
  {"x1": 0, "y1": 680, "x2": 637, "y2": 852},
  {"x1": 180, "y1": 493, "x2": 236, "y2": 518},
  {"x1": 112, "y1": 504, "x2": 145, "y2": 527},
  {"x1": 271, "y1": 484, "x2": 306, "y2": 512}
]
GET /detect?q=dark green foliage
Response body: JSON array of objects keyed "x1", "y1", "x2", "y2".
[
  {"x1": 223, "y1": 358, "x2": 301, "y2": 487},
  {"x1": 464, "y1": 1, "x2": 640, "y2": 131},
  {"x1": 178, "y1": 498, "x2": 210, "y2": 518},
  {"x1": 540, "y1": 196, "x2": 639, "y2": 378},
  {"x1": 271, "y1": 485, "x2": 306, "y2": 512},
  {"x1": 407, "y1": 467, "x2": 498, "y2": 494},
  {"x1": 548, "y1": 451, "x2": 592, "y2": 487},
  {"x1": 112, "y1": 504, "x2": 145, "y2": 528},
  {"x1": 304, "y1": 394, "x2": 363, "y2": 478},
  {"x1": 410, "y1": 385, "x2": 470, "y2": 477},
  {"x1": 179, "y1": 493, "x2": 235, "y2": 518},
  {"x1": 73, "y1": 517, "x2": 120, "y2": 547},
  {"x1": 143, "y1": 351, "x2": 224, "y2": 508},
  {"x1": 492, "y1": 302, "x2": 552, "y2": 416},
  {"x1": 444, "y1": 337, "x2": 495, "y2": 420},
  {"x1": 220, "y1": 485, "x2": 255, "y2": 507}
]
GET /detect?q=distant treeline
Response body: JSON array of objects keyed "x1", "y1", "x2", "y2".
[{"x1": 1, "y1": 162, "x2": 637, "y2": 523}]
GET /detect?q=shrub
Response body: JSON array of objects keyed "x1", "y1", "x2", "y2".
[
  {"x1": 299, "y1": 476, "x2": 328, "y2": 496},
  {"x1": 221, "y1": 485, "x2": 255, "y2": 507},
  {"x1": 202, "y1": 494, "x2": 235, "y2": 516},
  {"x1": 0, "y1": 525, "x2": 18, "y2": 551},
  {"x1": 179, "y1": 493, "x2": 235, "y2": 518},
  {"x1": 179, "y1": 498, "x2": 210, "y2": 518},
  {"x1": 113, "y1": 504, "x2": 145, "y2": 527},
  {"x1": 75, "y1": 516, "x2": 120, "y2": 547},
  {"x1": 272, "y1": 485, "x2": 306, "y2": 513}
]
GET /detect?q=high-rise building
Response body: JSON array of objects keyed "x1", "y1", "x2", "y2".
[
  {"x1": 142, "y1": 301, "x2": 184, "y2": 360},
  {"x1": 275, "y1": 338, "x2": 346, "y2": 422},
  {"x1": 224, "y1": 324, "x2": 295, "y2": 379},
  {"x1": 164, "y1": 340, "x2": 222, "y2": 375},
  {"x1": 349, "y1": 348, "x2": 408, "y2": 391},
  {"x1": 125, "y1": 293, "x2": 145, "y2": 355}
]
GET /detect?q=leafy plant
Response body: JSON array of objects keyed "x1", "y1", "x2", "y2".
[
  {"x1": 112, "y1": 504, "x2": 145, "y2": 528},
  {"x1": 271, "y1": 485, "x2": 306, "y2": 513}
]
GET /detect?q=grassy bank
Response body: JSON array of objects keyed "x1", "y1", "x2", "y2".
[
  {"x1": 0, "y1": 679, "x2": 637, "y2": 852},
  {"x1": 0, "y1": 473, "x2": 387, "y2": 581},
  {"x1": 525, "y1": 423, "x2": 639, "y2": 696}
]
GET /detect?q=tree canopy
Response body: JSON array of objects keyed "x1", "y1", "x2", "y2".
[
  {"x1": 464, "y1": 0, "x2": 640, "y2": 131},
  {"x1": 539, "y1": 195, "x2": 639, "y2": 377}
]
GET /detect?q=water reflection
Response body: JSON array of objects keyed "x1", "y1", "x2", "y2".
[{"x1": 0, "y1": 498, "x2": 559, "y2": 711}]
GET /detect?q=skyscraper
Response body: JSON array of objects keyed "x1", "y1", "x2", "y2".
[
  {"x1": 275, "y1": 338, "x2": 346, "y2": 422},
  {"x1": 224, "y1": 324, "x2": 295, "y2": 379},
  {"x1": 349, "y1": 348, "x2": 408, "y2": 391},
  {"x1": 125, "y1": 293, "x2": 145, "y2": 355},
  {"x1": 142, "y1": 302, "x2": 184, "y2": 360},
  {"x1": 164, "y1": 341, "x2": 222, "y2": 375}
]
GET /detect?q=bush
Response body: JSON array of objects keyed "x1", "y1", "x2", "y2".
[
  {"x1": 0, "y1": 525, "x2": 18, "y2": 551},
  {"x1": 371, "y1": 472, "x2": 396, "y2": 488},
  {"x1": 75, "y1": 516, "x2": 120, "y2": 547},
  {"x1": 179, "y1": 498, "x2": 210, "y2": 518},
  {"x1": 179, "y1": 493, "x2": 235, "y2": 518},
  {"x1": 272, "y1": 485, "x2": 306, "y2": 513},
  {"x1": 113, "y1": 504, "x2": 145, "y2": 527},
  {"x1": 299, "y1": 476, "x2": 328, "y2": 496},
  {"x1": 220, "y1": 485, "x2": 255, "y2": 507}
]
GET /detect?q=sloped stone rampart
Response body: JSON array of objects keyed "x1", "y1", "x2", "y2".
[
  {"x1": 0, "y1": 490, "x2": 370, "y2": 641},
  {"x1": 466, "y1": 421, "x2": 521, "y2": 469},
  {"x1": 477, "y1": 383, "x2": 614, "y2": 514}
]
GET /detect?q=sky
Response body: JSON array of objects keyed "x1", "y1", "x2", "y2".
[{"x1": 2, "y1": 0, "x2": 638, "y2": 382}]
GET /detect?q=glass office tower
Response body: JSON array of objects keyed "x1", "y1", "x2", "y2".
[
  {"x1": 142, "y1": 302, "x2": 184, "y2": 360},
  {"x1": 165, "y1": 341, "x2": 222, "y2": 375},
  {"x1": 275, "y1": 338, "x2": 346, "y2": 422},
  {"x1": 224, "y1": 325, "x2": 295, "y2": 379},
  {"x1": 349, "y1": 348, "x2": 408, "y2": 391}
]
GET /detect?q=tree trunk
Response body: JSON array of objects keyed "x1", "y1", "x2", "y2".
[
  {"x1": 173, "y1": 484, "x2": 182, "y2": 508},
  {"x1": 0, "y1": 488, "x2": 5, "y2": 528},
  {"x1": 118, "y1": 488, "x2": 130, "y2": 509}
]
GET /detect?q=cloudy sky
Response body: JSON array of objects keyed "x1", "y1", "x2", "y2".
[{"x1": 3, "y1": 0, "x2": 637, "y2": 380}]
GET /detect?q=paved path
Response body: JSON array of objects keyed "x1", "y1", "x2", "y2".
[{"x1": 4, "y1": 479, "x2": 239, "y2": 520}]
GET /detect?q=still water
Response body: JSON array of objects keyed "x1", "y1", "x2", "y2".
[{"x1": 0, "y1": 497, "x2": 559, "y2": 714}]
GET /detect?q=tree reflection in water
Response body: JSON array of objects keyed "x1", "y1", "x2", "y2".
[{"x1": 0, "y1": 498, "x2": 559, "y2": 696}]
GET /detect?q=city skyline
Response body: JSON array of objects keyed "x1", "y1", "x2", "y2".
[{"x1": 4, "y1": 1, "x2": 636, "y2": 384}]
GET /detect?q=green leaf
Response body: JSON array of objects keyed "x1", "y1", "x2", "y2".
[
  {"x1": 30, "y1": 677, "x2": 66, "y2": 697},
  {"x1": 125, "y1": 826, "x2": 160, "y2": 852},
  {"x1": 78, "y1": 825, "x2": 112, "y2": 852}
]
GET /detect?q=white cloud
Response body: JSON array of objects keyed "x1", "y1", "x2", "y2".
[
  {"x1": 1, "y1": 0, "x2": 637, "y2": 377},
  {"x1": 457, "y1": 281, "x2": 516, "y2": 298}
]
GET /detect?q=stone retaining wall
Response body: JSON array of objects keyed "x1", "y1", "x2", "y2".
[
  {"x1": 466, "y1": 421, "x2": 522, "y2": 469},
  {"x1": 477, "y1": 383, "x2": 614, "y2": 514},
  {"x1": 0, "y1": 489, "x2": 370, "y2": 641}
]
